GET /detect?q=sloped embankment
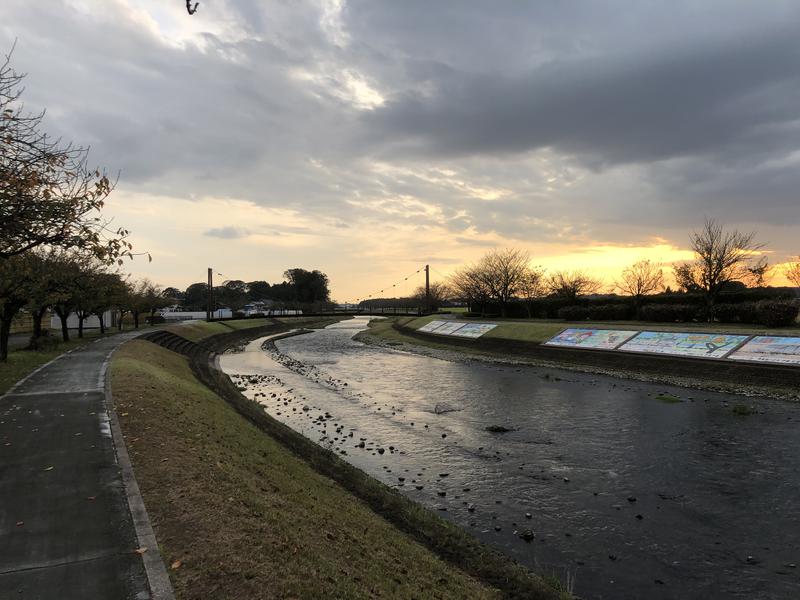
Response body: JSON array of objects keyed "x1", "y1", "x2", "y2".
[{"x1": 116, "y1": 325, "x2": 567, "y2": 599}]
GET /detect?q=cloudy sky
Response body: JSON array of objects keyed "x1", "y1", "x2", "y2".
[{"x1": 3, "y1": 0, "x2": 798, "y2": 300}]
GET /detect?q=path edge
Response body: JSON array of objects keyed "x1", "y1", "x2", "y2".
[{"x1": 103, "y1": 339, "x2": 176, "y2": 600}]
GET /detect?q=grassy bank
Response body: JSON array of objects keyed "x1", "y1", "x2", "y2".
[
  {"x1": 112, "y1": 340, "x2": 548, "y2": 599},
  {"x1": 402, "y1": 314, "x2": 800, "y2": 344},
  {"x1": 165, "y1": 316, "x2": 343, "y2": 342}
]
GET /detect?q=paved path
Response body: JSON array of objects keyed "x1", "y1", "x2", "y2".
[{"x1": 0, "y1": 333, "x2": 158, "y2": 599}]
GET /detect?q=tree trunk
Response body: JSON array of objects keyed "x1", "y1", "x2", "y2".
[
  {"x1": 0, "y1": 307, "x2": 16, "y2": 362},
  {"x1": 133, "y1": 311, "x2": 140, "y2": 329},
  {"x1": 77, "y1": 315, "x2": 84, "y2": 339},
  {"x1": 55, "y1": 308, "x2": 70, "y2": 342},
  {"x1": 0, "y1": 317, "x2": 11, "y2": 362},
  {"x1": 96, "y1": 313, "x2": 105, "y2": 335},
  {"x1": 32, "y1": 307, "x2": 45, "y2": 339}
]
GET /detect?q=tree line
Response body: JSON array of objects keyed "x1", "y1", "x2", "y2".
[
  {"x1": 171, "y1": 268, "x2": 331, "y2": 312},
  {"x1": 1, "y1": 48, "x2": 144, "y2": 360},
  {"x1": 363, "y1": 219, "x2": 799, "y2": 325}
]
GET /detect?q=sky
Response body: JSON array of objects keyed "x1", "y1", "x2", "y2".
[{"x1": 2, "y1": 0, "x2": 799, "y2": 301}]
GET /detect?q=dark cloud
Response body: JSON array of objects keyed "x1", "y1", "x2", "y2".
[
  {"x1": 363, "y1": 27, "x2": 800, "y2": 168},
  {"x1": 3, "y1": 0, "x2": 799, "y2": 260}
]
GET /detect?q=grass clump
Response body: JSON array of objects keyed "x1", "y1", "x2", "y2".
[
  {"x1": 111, "y1": 341, "x2": 511, "y2": 600},
  {"x1": 732, "y1": 403, "x2": 757, "y2": 416},
  {"x1": 654, "y1": 393, "x2": 682, "y2": 404}
]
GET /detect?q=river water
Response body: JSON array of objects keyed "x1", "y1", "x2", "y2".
[{"x1": 219, "y1": 317, "x2": 800, "y2": 599}]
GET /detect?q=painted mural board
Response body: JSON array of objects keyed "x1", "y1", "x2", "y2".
[
  {"x1": 544, "y1": 328, "x2": 638, "y2": 350},
  {"x1": 418, "y1": 320, "x2": 448, "y2": 333},
  {"x1": 449, "y1": 323, "x2": 498, "y2": 339},
  {"x1": 728, "y1": 336, "x2": 800, "y2": 365},
  {"x1": 618, "y1": 331, "x2": 749, "y2": 359},
  {"x1": 431, "y1": 322, "x2": 467, "y2": 336}
]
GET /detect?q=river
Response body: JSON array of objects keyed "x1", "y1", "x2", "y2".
[{"x1": 219, "y1": 317, "x2": 800, "y2": 599}]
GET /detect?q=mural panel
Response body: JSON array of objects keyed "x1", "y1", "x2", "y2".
[
  {"x1": 728, "y1": 336, "x2": 800, "y2": 365},
  {"x1": 544, "y1": 328, "x2": 638, "y2": 350},
  {"x1": 619, "y1": 331, "x2": 748, "y2": 359}
]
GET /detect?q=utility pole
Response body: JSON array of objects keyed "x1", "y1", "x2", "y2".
[
  {"x1": 425, "y1": 264, "x2": 430, "y2": 314},
  {"x1": 207, "y1": 267, "x2": 213, "y2": 321}
]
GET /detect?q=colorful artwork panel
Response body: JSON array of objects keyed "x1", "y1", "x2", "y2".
[
  {"x1": 728, "y1": 336, "x2": 800, "y2": 365},
  {"x1": 619, "y1": 331, "x2": 748, "y2": 359},
  {"x1": 544, "y1": 328, "x2": 638, "y2": 350},
  {"x1": 449, "y1": 323, "x2": 498, "y2": 338}
]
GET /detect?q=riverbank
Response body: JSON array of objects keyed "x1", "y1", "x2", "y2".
[
  {"x1": 357, "y1": 318, "x2": 800, "y2": 401},
  {"x1": 112, "y1": 329, "x2": 567, "y2": 599}
]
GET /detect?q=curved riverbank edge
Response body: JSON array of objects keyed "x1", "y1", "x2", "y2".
[
  {"x1": 140, "y1": 322, "x2": 569, "y2": 600},
  {"x1": 369, "y1": 322, "x2": 800, "y2": 401}
]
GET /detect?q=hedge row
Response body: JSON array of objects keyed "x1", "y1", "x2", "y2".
[{"x1": 556, "y1": 300, "x2": 799, "y2": 327}]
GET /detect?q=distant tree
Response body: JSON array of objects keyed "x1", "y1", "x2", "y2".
[
  {"x1": 673, "y1": 218, "x2": 765, "y2": 318},
  {"x1": 546, "y1": 270, "x2": 602, "y2": 300},
  {"x1": 131, "y1": 279, "x2": 169, "y2": 326},
  {"x1": 615, "y1": 259, "x2": 664, "y2": 318},
  {"x1": 518, "y1": 266, "x2": 547, "y2": 318},
  {"x1": 48, "y1": 253, "x2": 85, "y2": 342},
  {"x1": 1, "y1": 49, "x2": 136, "y2": 263},
  {"x1": 87, "y1": 272, "x2": 128, "y2": 335},
  {"x1": 215, "y1": 280, "x2": 248, "y2": 311},
  {"x1": 247, "y1": 280, "x2": 272, "y2": 301},
  {"x1": 161, "y1": 287, "x2": 184, "y2": 304},
  {"x1": 412, "y1": 282, "x2": 451, "y2": 311},
  {"x1": 785, "y1": 257, "x2": 800, "y2": 288},
  {"x1": 183, "y1": 282, "x2": 209, "y2": 311},
  {"x1": 477, "y1": 248, "x2": 531, "y2": 317},
  {"x1": 283, "y1": 268, "x2": 330, "y2": 303},
  {"x1": 449, "y1": 264, "x2": 492, "y2": 314},
  {"x1": 72, "y1": 261, "x2": 105, "y2": 338},
  {"x1": 745, "y1": 257, "x2": 772, "y2": 288},
  {"x1": 24, "y1": 250, "x2": 68, "y2": 344}
]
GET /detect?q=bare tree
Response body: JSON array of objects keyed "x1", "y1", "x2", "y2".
[
  {"x1": 1, "y1": 47, "x2": 137, "y2": 263},
  {"x1": 785, "y1": 257, "x2": 800, "y2": 288},
  {"x1": 673, "y1": 218, "x2": 765, "y2": 317},
  {"x1": 546, "y1": 270, "x2": 602, "y2": 300},
  {"x1": 449, "y1": 264, "x2": 492, "y2": 314},
  {"x1": 477, "y1": 248, "x2": 531, "y2": 317},
  {"x1": 615, "y1": 259, "x2": 664, "y2": 318},
  {"x1": 412, "y1": 282, "x2": 451, "y2": 311},
  {"x1": 744, "y1": 257, "x2": 772, "y2": 288},
  {"x1": 518, "y1": 266, "x2": 546, "y2": 318}
]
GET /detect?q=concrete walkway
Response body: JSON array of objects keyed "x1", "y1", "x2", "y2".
[{"x1": 0, "y1": 332, "x2": 167, "y2": 599}]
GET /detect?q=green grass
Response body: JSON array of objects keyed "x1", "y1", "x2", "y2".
[
  {"x1": 111, "y1": 341, "x2": 509, "y2": 600},
  {"x1": 654, "y1": 393, "x2": 682, "y2": 404}
]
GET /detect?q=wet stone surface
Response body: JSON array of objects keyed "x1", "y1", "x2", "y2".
[{"x1": 220, "y1": 317, "x2": 800, "y2": 600}]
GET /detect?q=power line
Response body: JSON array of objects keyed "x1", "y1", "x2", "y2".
[{"x1": 355, "y1": 266, "x2": 425, "y2": 303}]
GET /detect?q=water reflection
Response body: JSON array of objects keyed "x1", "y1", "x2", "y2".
[{"x1": 220, "y1": 317, "x2": 800, "y2": 600}]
